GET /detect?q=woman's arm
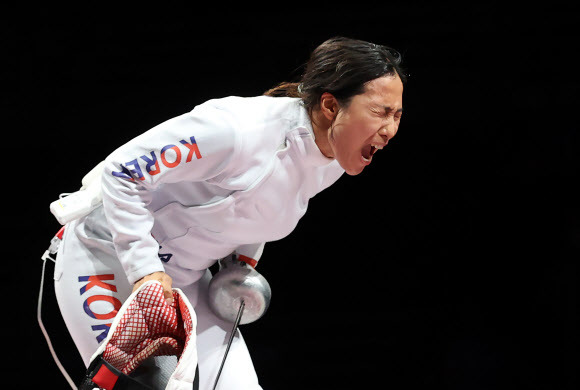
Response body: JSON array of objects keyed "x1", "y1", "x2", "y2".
[{"x1": 101, "y1": 101, "x2": 240, "y2": 294}]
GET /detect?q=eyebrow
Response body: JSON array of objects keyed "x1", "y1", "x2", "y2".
[{"x1": 383, "y1": 106, "x2": 404, "y2": 114}]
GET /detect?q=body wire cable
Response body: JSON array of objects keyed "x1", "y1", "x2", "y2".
[{"x1": 38, "y1": 247, "x2": 78, "y2": 390}]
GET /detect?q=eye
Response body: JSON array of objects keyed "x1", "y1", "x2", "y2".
[{"x1": 370, "y1": 108, "x2": 383, "y2": 117}]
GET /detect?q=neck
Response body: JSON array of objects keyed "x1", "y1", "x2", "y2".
[{"x1": 309, "y1": 109, "x2": 334, "y2": 158}]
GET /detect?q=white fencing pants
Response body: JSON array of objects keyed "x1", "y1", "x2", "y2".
[{"x1": 53, "y1": 218, "x2": 262, "y2": 390}]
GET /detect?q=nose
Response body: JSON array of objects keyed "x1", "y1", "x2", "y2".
[{"x1": 378, "y1": 122, "x2": 398, "y2": 140}]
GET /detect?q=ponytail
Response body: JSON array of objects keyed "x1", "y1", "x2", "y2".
[{"x1": 263, "y1": 82, "x2": 302, "y2": 98}]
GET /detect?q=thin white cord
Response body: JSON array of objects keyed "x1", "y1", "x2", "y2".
[{"x1": 38, "y1": 252, "x2": 78, "y2": 390}]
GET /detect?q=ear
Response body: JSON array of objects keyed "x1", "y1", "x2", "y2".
[{"x1": 319, "y1": 92, "x2": 339, "y2": 121}]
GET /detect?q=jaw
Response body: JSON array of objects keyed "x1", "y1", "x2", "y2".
[
  {"x1": 338, "y1": 151, "x2": 371, "y2": 176},
  {"x1": 345, "y1": 166, "x2": 365, "y2": 176}
]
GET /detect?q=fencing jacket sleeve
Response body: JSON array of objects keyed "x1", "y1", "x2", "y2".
[{"x1": 101, "y1": 101, "x2": 240, "y2": 284}]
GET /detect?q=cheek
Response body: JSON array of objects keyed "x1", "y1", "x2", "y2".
[
  {"x1": 332, "y1": 123, "x2": 362, "y2": 150},
  {"x1": 331, "y1": 111, "x2": 379, "y2": 152}
]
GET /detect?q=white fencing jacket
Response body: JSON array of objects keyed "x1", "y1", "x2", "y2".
[{"x1": 97, "y1": 96, "x2": 344, "y2": 287}]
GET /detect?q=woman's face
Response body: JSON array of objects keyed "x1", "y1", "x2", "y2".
[{"x1": 328, "y1": 74, "x2": 404, "y2": 175}]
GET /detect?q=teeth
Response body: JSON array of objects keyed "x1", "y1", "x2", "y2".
[{"x1": 372, "y1": 144, "x2": 383, "y2": 150}]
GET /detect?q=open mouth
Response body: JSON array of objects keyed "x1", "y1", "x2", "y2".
[{"x1": 361, "y1": 144, "x2": 378, "y2": 162}]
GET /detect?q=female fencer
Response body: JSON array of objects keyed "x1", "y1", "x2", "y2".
[{"x1": 51, "y1": 36, "x2": 406, "y2": 389}]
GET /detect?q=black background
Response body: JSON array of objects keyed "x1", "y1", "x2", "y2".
[{"x1": 9, "y1": 4, "x2": 577, "y2": 389}]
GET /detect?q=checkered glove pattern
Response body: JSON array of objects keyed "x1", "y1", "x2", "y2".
[{"x1": 102, "y1": 282, "x2": 195, "y2": 375}]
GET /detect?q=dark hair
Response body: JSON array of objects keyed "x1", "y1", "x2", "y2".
[{"x1": 264, "y1": 36, "x2": 407, "y2": 112}]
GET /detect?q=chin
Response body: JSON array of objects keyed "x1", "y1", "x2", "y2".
[
  {"x1": 344, "y1": 165, "x2": 365, "y2": 176},
  {"x1": 337, "y1": 156, "x2": 366, "y2": 176}
]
